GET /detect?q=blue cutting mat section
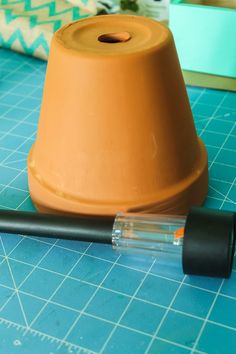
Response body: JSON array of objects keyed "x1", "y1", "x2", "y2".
[{"x1": 0, "y1": 48, "x2": 235, "y2": 354}]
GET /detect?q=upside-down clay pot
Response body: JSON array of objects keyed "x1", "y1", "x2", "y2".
[{"x1": 28, "y1": 15, "x2": 208, "y2": 216}]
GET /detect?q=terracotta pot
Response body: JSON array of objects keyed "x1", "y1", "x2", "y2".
[{"x1": 28, "y1": 15, "x2": 208, "y2": 216}]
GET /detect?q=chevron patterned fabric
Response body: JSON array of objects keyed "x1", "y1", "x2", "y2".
[
  {"x1": 0, "y1": 0, "x2": 169, "y2": 60},
  {"x1": 0, "y1": 0, "x2": 98, "y2": 60}
]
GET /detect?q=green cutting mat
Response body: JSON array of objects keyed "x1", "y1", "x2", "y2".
[{"x1": 0, "y1": 48, "x2": 235, "y2": 354}]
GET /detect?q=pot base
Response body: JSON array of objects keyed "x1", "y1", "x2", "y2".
[{"x1": 28, "y1": 139, "x2": 208, "y2": 216}]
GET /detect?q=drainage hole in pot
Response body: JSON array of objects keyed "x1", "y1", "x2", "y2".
[{"x1": 98, "y1": 32, "x2": 131, "y2": 43}]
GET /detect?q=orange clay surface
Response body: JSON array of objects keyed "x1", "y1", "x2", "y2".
[{"x1": 28, "y1": 15, "x2": 208, "y2": 216}]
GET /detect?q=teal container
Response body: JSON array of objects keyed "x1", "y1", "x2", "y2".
[{"x1": 169, "y1": 1, "x2": 236, "y2": 78}]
